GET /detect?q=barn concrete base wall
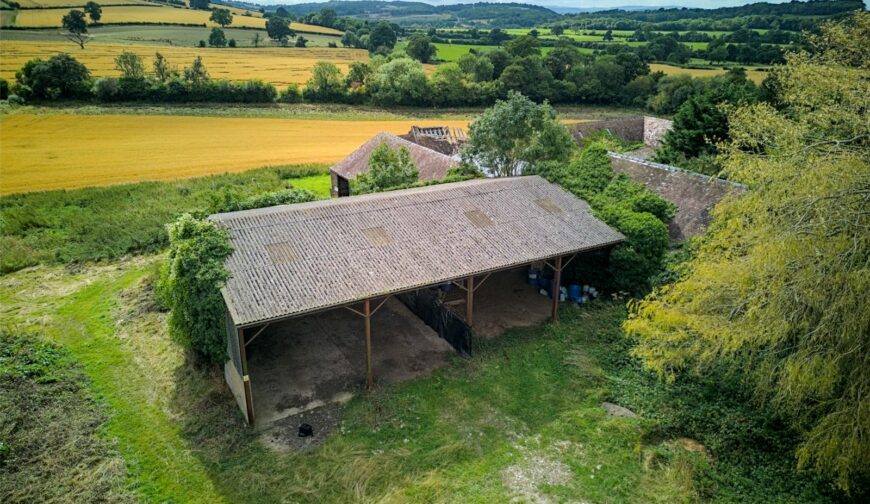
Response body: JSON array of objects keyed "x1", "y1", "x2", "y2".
[{"x1": 608, "y1": 152, "x2": 744, "y2": 240}]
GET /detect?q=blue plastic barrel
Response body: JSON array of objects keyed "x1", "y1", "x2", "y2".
[
  {"x1": 527, "y1": 268, "x2": 540, "y2": 286},
  {"x1": 568, "y1": 284, "x2": 581, "y2": 302}
]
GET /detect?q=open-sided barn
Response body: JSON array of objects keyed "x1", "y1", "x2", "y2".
[{"x1": 211, "y1": 176, "x2": 623, "y2": 425}]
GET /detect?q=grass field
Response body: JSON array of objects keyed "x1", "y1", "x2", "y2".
[
  {"x1": 0, "y1": 165, "x2": 330, "y2": 271},
  {"x1": 7, "y1": 5, "x2": 342, "y2": 34},
  {"x1": 0, "y1": 112, "x2": 469, "y2": 194},
  {"x1": 650, "y1": 63, "x2": 768, "y2": 83},
  {"x1": 396, "y1": 42, "x2": 557, "y2": 62},
  {"x1": 0, "y1": 40, "x2": 365, "y2": 86}
]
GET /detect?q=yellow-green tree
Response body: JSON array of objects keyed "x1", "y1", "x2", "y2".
[{"x1": 625, "y1": 12, "x2": 869, "y2": 491}]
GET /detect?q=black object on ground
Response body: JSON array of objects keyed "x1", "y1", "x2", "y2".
[{"x1": 298, "y1": 423, "x2": 313, "y2": 437}]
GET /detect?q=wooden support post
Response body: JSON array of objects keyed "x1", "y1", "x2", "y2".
[
  {"x1": 364, "y1": 298, "x2": 373, "y2": 390},
  {"x1": 238, "y1": 327, "x2": 255, "y2": 425},
  {"x1": 551, "y1": 256, "x2": 562, "y2": 322},
  {"x1": 466, "y1": 275, "x2": 475, "y2": 327}
]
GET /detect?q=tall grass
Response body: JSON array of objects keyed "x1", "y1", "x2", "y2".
[
  {"x1": 0, "y1": 330, "x2": 136, "y2": 503},
  {"x1": 0, "y1": 165, "x2": 329, "y2": 273}
]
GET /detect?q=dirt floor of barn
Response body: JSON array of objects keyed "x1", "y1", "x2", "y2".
[
  {"x1": 246, "y1": 298, "x2": 455, "y2": 428},
  {"x1": 443, "y1": 268, "x2": 552, "y2": 339}
]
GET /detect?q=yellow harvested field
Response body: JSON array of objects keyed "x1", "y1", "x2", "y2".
[
  {"x1": 0, "y1": 41, "x2": 368, "y2": 87},
  {"x1": 0, "y1": 114, "x2": 471, "y2": 195},
  {"x1": 11, "y1": 6, "x2": 342, "y2": 34},
  {"x1": 650, "y1": 63, "x2": 768, "y2": 84}
]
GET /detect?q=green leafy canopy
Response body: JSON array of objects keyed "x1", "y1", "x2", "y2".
[{"x1": 626, "y1": 12, "x2": 870, "y2": 492}]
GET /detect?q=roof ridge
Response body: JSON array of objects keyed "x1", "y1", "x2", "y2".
[{"x1": 210, "y1": 176, "x2": 546, "y2": 222}]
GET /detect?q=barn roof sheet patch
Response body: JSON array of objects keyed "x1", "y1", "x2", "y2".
[
  {"x1": 212, "y1": 176, "x2": 624, "y2": 327},
  {"x1": 330, "y1": 132, "x2": 459, "y2": 181}
]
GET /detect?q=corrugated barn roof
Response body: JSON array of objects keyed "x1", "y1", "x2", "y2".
[
  {"x1": 330, "y1": 132, "x2": 458, "y2": 181},
  {"x1": 212, "y1": 176, "x2": 624, "y2": 327}
]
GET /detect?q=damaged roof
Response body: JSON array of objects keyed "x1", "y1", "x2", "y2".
[{"x1": 212, "y1": 176, "x2": 624, "y2": 327}]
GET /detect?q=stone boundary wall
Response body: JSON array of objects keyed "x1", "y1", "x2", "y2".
[
  {"x1": 608, "y1": 152, "x2": 745, "y2": 241},
  {"x1": 571, "y1": 116, "x2": 673, "y2": 148},
  {"x1": 643, "y1": 116, "x2": 673, "y2": 148},
  {"x1": 571, "y1": 117, "x2": 645, "y2": 146}
]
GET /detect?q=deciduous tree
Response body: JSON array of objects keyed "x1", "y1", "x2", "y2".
[
  {"x1": 208, "y1": 28, "x2": 227, "y2": 47},
  {"x1": 265, "y1": 16, "x2": 295, "y2": 43},
  {"x1": 462, "y1": 91, "x2": 575, "y2": 177},
  {"x1": 209, "y1": 8, "x2": 233, "y2": 28},
  {"x1": 83, "y1": 1, "x2": 101, "y2": 24},
  {"x1": 62, "y1": 10, "x2": 89, "y2": 49},
  {"x1": 367, "y1": 22, "x2": 397, "y2": 54},
  {"x1": 405, "y1": 34, "x2": 436, "y2": 63},
  {"x1": 114, "y1": 51, "x2": 144, "y2": 79},
  {"x1": 625, "y1": 12, "x2": 870, "y2": 491},
  {"x1": 353, "y1": 140, "x2": 419, "y2": 194}
]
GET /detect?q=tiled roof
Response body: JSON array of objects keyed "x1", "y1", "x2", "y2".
[
  {"x1": 211, "y1": 176, "x2": 624, "y2": 327},
  {"x1": 330, "y1": 132, "x2": 458, "y2": 181}
]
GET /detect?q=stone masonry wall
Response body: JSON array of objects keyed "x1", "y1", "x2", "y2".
[
  {"x1": 608, "y1": 152, "x2": 744, "y2": 241},
  {"x1": 642, "y1": 116, "x2": 674, "y2": 148}
]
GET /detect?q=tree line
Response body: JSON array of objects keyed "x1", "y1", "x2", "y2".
[
  {"x1": 2, "y1": 37, "x2": 763, "y2": 141},
  {"x1": 560, "y1": 0, "x2": 863, "y2": 32}
]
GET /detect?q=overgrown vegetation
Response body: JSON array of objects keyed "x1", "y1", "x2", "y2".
[
  {"x1": 160, "y1": 214, "x2": 233, "y2": 363},
  {"x1": 0, "y1": 164, "x2": 327, "y2": 273},
  {"x1": 626, "y1": 12, "x2": 870, "y2": 492},
  {"x1": 531, "y1": 143, "x2": 675, "y2": 294},
  {"x1": 0, "y1": 330, "x2": 135, "y2": 503},
  {"x1": 352, "y1": 139, "x2": 419, "y2": 194}
]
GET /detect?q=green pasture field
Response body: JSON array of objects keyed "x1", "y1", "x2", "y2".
[
  {"x1": 0, "y1": 24, "x2": 342, "y2": 48},
  {"x1": 396, "y1": 42, "x2": 557, "y2": 62}
]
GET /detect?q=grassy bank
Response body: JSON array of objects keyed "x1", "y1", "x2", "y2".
[
  {"x1": 0, "y1": 258, "x2": 840, "y2": 503},
  {"x1": 0, "y1": 165, "x2": 330, "y2": 273}
]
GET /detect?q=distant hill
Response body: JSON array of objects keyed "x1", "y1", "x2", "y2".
[
  {"x1": 565, "y1": 0, "x2": 864, "y2": 22},
  {"x1": 270, "y1": 1, "x2": 561, "y2": 28}
]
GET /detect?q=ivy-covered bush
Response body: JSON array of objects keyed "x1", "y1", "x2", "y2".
[
  {"x1": 160, "y1": 189, "x2": 315, "y2": 363},
  {"x1": 161, "y1": 214, "x2": 233, "y2": 363},
  {"x1": 529, "y1": 145, "x2": 675, "y2": 294}
]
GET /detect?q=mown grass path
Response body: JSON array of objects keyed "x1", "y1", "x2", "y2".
[{"x1": 6, "y1": 261, "x2": 224, "y2": 503}]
